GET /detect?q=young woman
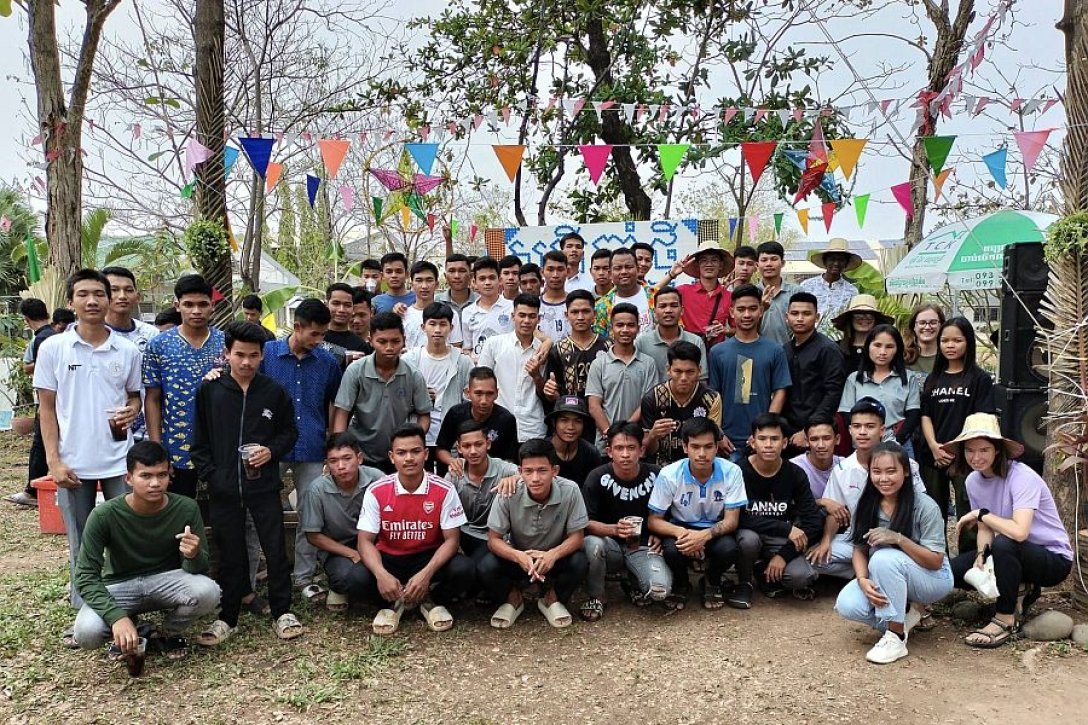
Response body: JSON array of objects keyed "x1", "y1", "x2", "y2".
[
  {"x1": 903, "y1": 303, "x2": 946, "y2": 381},
  {"x1": 838, "y1": 325, "x2": 921, "y2": 457},
  {"x1": 919, "y1": 318, "x2": 995, "y2": 548},
  {"x1": 945, "y1": 414, "x2": 1073, "y2": 648},
  {"x1": 835, "y1": 442, "x2": 952, "y2": 664},
  {"x1": 832, "y1": 294, "x2": 894, "y2": 375}
]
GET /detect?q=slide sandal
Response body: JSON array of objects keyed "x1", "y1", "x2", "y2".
[
  {"x1": 490, "y1": 602, "x2": 524, "y2": 629},
  {"x1": 326, "y1": 590, "x2": 349, "y2": 612},
  {"x1": 421, "y1": 602, "x2": 454, "y2": 632},
  {"x1": 372, "y1": 601, "x2": 405, "y2": 635},
  {"x1": 537, "y1": 599, "x2": 573, "y2": 628}
]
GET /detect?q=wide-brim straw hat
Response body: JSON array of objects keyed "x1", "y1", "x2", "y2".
[
  {"x1": 692, "y1": 240, "x2": 734, "y2": 272},
  {"x1": 831, "y1": 294, "x2": 893, "y2": 331},
  {"x1": 809, "y1": 237, "x2": 863, "y2": 271},
  {"x1": 940, "y1": 413, "x2": 1025, "y2": 459}
]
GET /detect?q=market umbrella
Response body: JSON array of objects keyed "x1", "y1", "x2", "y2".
[{"x1": 885, "y1": 210, "x2": 1058, "y2": 294}]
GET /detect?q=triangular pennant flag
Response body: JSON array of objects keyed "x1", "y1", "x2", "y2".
[
  {"x1": 740, "y1": 141, "x2": 777, "y2": 186},
  {"x1": 822, "y1": 202, "x2": 836, "y2": 233},
  {"x1": 407, "y1": 192, "x2": 427, "y2": 222},
  {"x1": 372, "y1": 196, "x2": 384, "y2": 221},
  {"x1": 471, "y1": 223, "x2": 479, "y2": 241},
  {"x1": 238, "y1": 136, "x2": 275, "y2": 178},
  {"x1": 773, "y1": 212, "x2": 784, "y2": 236},
  {"x1": 317, "y1": 138, "x2": 351, "y2": 179},
  {"x1": 578, "y1": 144, "x2": 613, "y2": 185},
  {"x1": 891, "y1": 181, "x2": 913, "y2": 219},
  {"x1": 265, "y1": 162, "x2": 283, "y2": 192},
  {"x1": 808, "y1": 120, "x2": 828, "y2": 162},
  {"x1": 983, "y1": 147, "x2": 1008, "y2": 188},
  {"x1": 1014, "y1": 129, "x2": 1052, "y2": 174},
  {"x1": 306, "y1": 174, "x2": 320, "y2": 209},
  {"x1": 794, "y1": 161, "x2": 829, "y2": 203},
  {"x1": 426, "y1": 213, "x2": 436, "y2": 232},
  {"x1": 621, "y1": 103, "x2": 636, "y2": 123},
  {"x1": 933, "y1": 168, "x2": 953, "y2": 201},
  {"x1": 657, "y1": 144, "x2": 689, "y2": 182},
  {"x1": 492, "y1": 145, "x2": 526, "y2": 182},
  {"x1": 405, "y1": 142, "x2": 439, "y2": 174},
  {"x1": 854, "y1": 193, "x2": 870, "y2": 228},
  {"x1": 828, "y1": 139, "x2": 867, "y2": 180},
  {"x1": 723, "y1": 107, "x2": 738, "y2": 124},
  {"x1": 922, "y1": 135, "x2": 955, "y2": 174},
  {"x1": 223, "y1": 146, "x2": 240, "y2": 179},
  {"x1": 180, "y1": 181, "x2": 195, "y2": 199},
  {"x1": 185, "y1": 137, "x2": 213, "y2": 172},
  {"x1": 728, "y1": 217, "x2": 738, "y2": 242},
  {"x1": 451, "y1": 219, "x2": 459, "y2": 239},
  {"x1": 797, "y1": 208, "x2": 809, "y2": 235},
  {"x1": 338, "y1": 184, "x2": 354, "y2": 211},
  {"x1": 400, "y1": 206, "x2": 411, "y2": 228},
  {"x1": 747, "y1": 216, "x2": 758, "y2": 243}
]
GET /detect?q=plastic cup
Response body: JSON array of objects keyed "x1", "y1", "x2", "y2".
[
  {"x1": 620, "y1": 515, "x2": 643, "y2": 547},
  {"x1": 238, "y1": 444, "x2": 261, "y2": 480},
  {"x1": 106, "y1": 407, "x2": 127, "y2": 442},
  {"x1": 125, "y1": 637, "x2": 147, "y2": 677}
]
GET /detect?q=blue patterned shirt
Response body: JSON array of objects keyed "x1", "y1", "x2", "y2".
[
  {"x1": 260, "y1": 338, "x2": 343, "y2": 462},
  {"x1": 143, "y1": 327, "x2": 225, "y2": 469}
]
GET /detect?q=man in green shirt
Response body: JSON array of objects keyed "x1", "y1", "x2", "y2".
[{"x1": 73, "y1": 441, "x2": 219, "y2": 658}]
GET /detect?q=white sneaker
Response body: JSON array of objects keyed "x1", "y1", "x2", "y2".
[
  {"x1": 865, "y1": 630, "x2": 909, "y2": 664},
  {"x1": 904, "y1": 607, "x2": 922, "y2": 636}
]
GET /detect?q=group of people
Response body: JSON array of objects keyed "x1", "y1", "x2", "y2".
[{"x1": 8, "y1": 232, "x2": 1071, "y2": 667}]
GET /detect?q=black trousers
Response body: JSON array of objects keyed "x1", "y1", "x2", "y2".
[
  {"x1": 951, "y1": 534, "x2": 1072, "y2": 615},
  {"x1": 24, "y1": 415, "x2": 47, "y2": 497},
  {"x1": 476, "y1": 549, "x2": 588, "y2": 604},
  {"x1": 210, "y1": 492, "x2": 292, "y2": 627},
  {"x1": 326, "y1": 549, "x2": 474, "y2": 606},
  {"x1": 660, "y1": 529, "x2": 740, "y2": 592}
]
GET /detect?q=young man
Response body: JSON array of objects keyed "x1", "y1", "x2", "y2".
[
  {"x1": 790, "y1": 416, "x2": 843, "y2": 502},
  {"x1": 402, "y1": 303, "x2": 473, "y2": 463},
  {"x1": 463, "y1": 256, "x2": 514, "y2": 359},
  {"x1": 581, "y1": 423, "x2": 668, "y2": 620},
  {"x1": 647, "y1": 418, "x2": 748, "y2": 610},
  {"x1": 783, "y1": 291, "x2": 845, "y2": 450},
  {"x1": 561, "y1": 232, "x2": 595, "y2": 293},
  {"x1": 799, "y1": 238, "x2": 861, "y2": 338},
  {"x1": 434, "y1": 366, "x2": 520, "y2": 470},
  {"x1": 641, "y1": 341, "x2": 722, "y2": 468},
  {"x1": 588, "y1": 247, "x2": 613, "y2": 299},
  {"x1": 359, "y1": 258, "x2": 384, "y2": 293},
  {"x1": 372, "y1": 252, "x2": 415, "y2": 313},
  {"x1": 480, "y1": 439, "x2": 589, "y2": 629},
  {"x1": 300, "y1": 433, "x2": 385, "y2": 610},
  {"x1": 730, "y1": 245, "x2": 758, "y2": 290},
  {"x1": 144, "y1": 274, "x2": 224, "y2": 499},
  {"x1": 498, "y1": 254, "x2": 523, "y2": 302},
  {"x1": 631, "y1": 241, "x2": 656, "y2": 284},
  {"x1": 755, "y1": 241, "x2": 798, "y2": 346},
  {"x1": 241, "y1": 294, "x2": 263, "y2": 323},
  {"x1": 52, "y1": 307, "x2": 76, "y2": 333},
  {"x1": 19, "y1": 297, "x2": 54, "y2": 376},
  {"x1": 586, "y1": 303, "x2": 658, "y2": 447},
  {"x1": 191, "y1": 321, "x2": 302, "y2": 645},
  {"x1": 541, "y1": 290, "x2": 611, "y2": 406},
  {"x1": 259, "y1": 298, "x2": 343, "y2": 597},
  {"x1": 658, "y1": 241, "x2": 734, "y2": 348},
  {"x1": 634, "y1": 286, "x2": 709, "y2": 385},
  {"x1": 548, "y1": 396, "x2": 603, "y2": 484},
  {"x1": 333, "y1": 313, "x2": 431, "y2": 473},
  {"x1": 735, "y1": 414, "x2": 824, "y2": 603},
  {"x1": 446, "y1": 420, "x2": 518, "y2": 565},
  {"x1": 103, "y1": 266, "x2": 161, "y2": 441},
  {"x1": 708, "y1": 284, "x2": 791, "y2": 461},
  {"x1": 350, "y1": 288, "x2": 373, "y2": 342},
  {"x1": 6, "y1": 298, "x2": 53, "y2": 507},
  {"x1": 402, "y1": 261, "x2": 463, "y2": 350},
  {"x1": 436, "y1": 253, "x2": 478, "y2": 344},
  {"x1": 518, "y1": 262, "x2": 543, "y2": 297},
  {"x1": 154, "y1": 309, "x2": 181, "y2": 332},
  {"x1": 538, "y1": 250, "x2": 572, "y2": 342},
  {"x1": 356, "y1": 424, "x2": 473, "y2": 634},
  {"x1": 807, "y1": 398, "x2": 927, "y2": 580},
  {"x1": 36, "y1": 270, "x2": 143, "y2": 614},
  {"x1": 72, "y1": 441, "x2": 219, "y2": 657},
  {"x1": 479, "y1": 293, "x2": 547, "y2": 442},
  {"x1": 323, "y1": 282, "x2": 370, "y2": 364},
  {"x1": 594, "y1": 247, "x2": 656, "y2": 337}
]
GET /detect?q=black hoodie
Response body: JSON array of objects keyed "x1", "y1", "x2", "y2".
[
  {"x1": 191, "y1": 372, "x2": 298, "y2": 500},
  {"x1": 737, "y1": 457, "x2": 824, "y2": 563}
]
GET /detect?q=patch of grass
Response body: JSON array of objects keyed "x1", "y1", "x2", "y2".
[
  {"x1": 272, "y1": 682, "x2": 344, "y2": 711},
  {"x1": 329, "y1": 635, "x2": 408, "y2": 681},
  {"x1": 0, "y1": 566, "x2": 70, "y2": 657},
  {"x1": 1049, "y1": 640, "x2": 1073, "y2": 657}
]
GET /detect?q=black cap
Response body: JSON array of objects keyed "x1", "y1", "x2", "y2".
[
  {"x1": 546, "y1": 395, "x2": 592, "y2": 423},
  {"x1": 849, "y1": 396, "x2": 887, "y2": 423}
]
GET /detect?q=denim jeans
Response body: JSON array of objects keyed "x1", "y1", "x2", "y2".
[
  {"x1": 835, "y1": 548, "x2": 953, "y2": 630},
  {"x1": 583, "y1": 535, "x2": 672, "y2": 601},
  {"x1": 57, "y1": 475, "x2": 129, "y2": 608},
  {"x1": 281, "y1": 461, "x2": 326, "y2": 587},
  {"x1": 735, "y1": 530, "x2": 818, "y2": 589},
  {"x1": 73, "y1": 569, "x2": 220, "y2": 648},
  {"x1": 813, "y1": 536, "x2": 858, "y2": 580}
]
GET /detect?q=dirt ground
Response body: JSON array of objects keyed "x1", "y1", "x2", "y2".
[{"x1": 0, "y1": 432, "x2": 1086, "y2": 725}]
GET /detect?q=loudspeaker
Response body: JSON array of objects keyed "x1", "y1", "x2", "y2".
[
  {"x1": 998, "y1": 242, "x2": 1051, "y2": 388},
  {"x1": 994, "y1": 384, "x2": 1045, "y2": 474},
  {"x1": 1001, "y1": 241, "x2": 1047, "y2": 293}
]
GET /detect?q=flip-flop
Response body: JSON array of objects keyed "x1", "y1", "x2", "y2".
[
  {"x1": 300, "y1": 584, "x2": 327, "y2": 605},
  {"x1": 274, "y1": 612, "x2": 305, "y2": 640},
  {"x1": 537, "y1": 599, "x2": 573, "y2": 628},
  {"x1": 490, "y1": 602, "x2": 524, "y2": 629},
  {"x1": 326, "y1": 590, "x2": 349, "y2": 612},
  {"x1": 420, "y1": 602, "x2": 454, "y2": 632},
  {"x1": 372, "y1": 600, "x2": 405, "y2": 635}
]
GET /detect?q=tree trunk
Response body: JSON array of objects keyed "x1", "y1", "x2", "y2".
[
  {"x1": 193, "y1": 0, "x2": 233, "y2": 324},
  {"x1": 25, "y1": 0, "x2": 120, "y2": 276}
]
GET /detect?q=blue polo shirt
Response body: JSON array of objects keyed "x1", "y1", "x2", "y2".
[
  {"x1": 260, "y1": 338, "x2": 343, "y2": 462},
  {"x1": 648, "y1": 458, "x2": 748, "y2": 528}
]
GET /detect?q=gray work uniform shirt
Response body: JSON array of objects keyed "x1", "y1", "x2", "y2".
[
  {"x1": 487, "y1": 477, "x2": 588, "y2": 551},
  {"x1": 334, "y1": 356, "x2": 432, "y2": 464},
  {"x1": 447, "y1": 456, "x2": 519, "y2": 540},
  {"x1": 585, "y1": 349, "x2": 659, "y2": 427},
  {"x1": 300, "y1": 466, "x2": 386, "y2": 547},
  {"x1": 634, "y1": 326, "x2": 709, "y2": 385}
]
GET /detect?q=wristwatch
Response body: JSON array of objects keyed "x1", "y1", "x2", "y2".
[{"x1": 977, "y1": 508, "x2": 990, "y2": 524}]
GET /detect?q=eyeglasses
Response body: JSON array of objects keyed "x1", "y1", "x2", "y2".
[{"x1": 916, "y1": 320, "x2": 941, "y2": 328}]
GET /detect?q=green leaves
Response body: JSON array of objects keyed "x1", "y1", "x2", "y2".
[{"x1": 143, "y1": 96, "x2": 181, "y2": 109}]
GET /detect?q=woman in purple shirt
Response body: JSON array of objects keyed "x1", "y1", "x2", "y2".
[{"x1": 944, "y1": 414, "x2": 1073, "y2": 649}]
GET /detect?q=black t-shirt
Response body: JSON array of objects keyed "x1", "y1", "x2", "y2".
[
  {"x1": 556, "y1": 440, "x2": 603, "y2": 485},
  {"x1": 30, "y1": 325, "x2": 56, "y2": 360},
  {"x1": 321, "y1": 329, "x2": 372, "y2": 368},
  {"x1": 640, "y1": 382, "x2": 722, "y2": 468},
  {"x1": 920, "y1": 367, "x2": 995, "y2": 462},
  {"x1": 582, "y1": 462, "x2": 660, "y2": 544},
  {"x1": 544, "y1": 335, "x2": 611, "y2": 398},
  {"x1": 737, "y1": 458, "x2": 823, "y2": 559},
  {"x1": 435, "y1": 401, "x2": 519, "y2": 463}
]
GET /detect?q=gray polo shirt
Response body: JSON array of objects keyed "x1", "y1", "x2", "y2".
[
  {"x1": 634, "y1": 327, "x2": 709, "y2": 385},
  {"x1": 300, "y1": 466, "x2": 386, "y2": 546},
  {"x1": 585, "y1": 349, "x2": 659, "y2": 425},
  {"x1": 334, "y1": 356, "x2": 432, "y2": 464},
  {"x1": 487, "y1": 476, "x2": 588, "y2": 551},
  {"x1": 448, "y1": 456, "x2": 519, "y2": 540},
  {"x1": 759, "y1": 281, "x2": 798, "y2": 346}
]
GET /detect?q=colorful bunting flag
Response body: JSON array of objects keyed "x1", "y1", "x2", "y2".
[
  {"x1": 265, "y1": 162, "x2": 283, "y2": 192},
  {"x1": 923, "y1": 136, "x2": 955, "y2": 175},
  {"x1": 1014, "y1": 129, "x2": 1052, "y2": 174},
  {"x1": 238, "y1": 136, "x2": 275, "y2": 179},
  {"x1": 24, "y1": 233, "x2": 41, "y2": 284},
  {"x1": 983, "y1": 147, "x2": 1008, "y2": 188},
  {"x1": 808, "y1": 120, "x2": 828, "y2": 162},
  {"x1": 306, "y1": 174, "x2": 320, "y2": 209},
  {"x1": 427, "y1": 213, "x2": 436, "y2": 232},
  {"x1": 405, "y1": 143, "x2": 439, "y2": 174},
  {"x1": 828, "y1": 139, "x2": 867, "y2": 180},
  {"x1": 728, "y1": 217, "x2": 738, "y2": 242},
  {"x1": 372, "y1": 196, "x2": 383, "y2": 221},
  {"x1": 579, "y1": 144, "x2": 613, "y2": 185},
  {"x1": 223, "y1": 146, "x2": 240, "y2": 179},
  {"x1": 451, "y1": 219, "x2": 459, "y2": 239},
  {"x1": 400, "y1": 206, "x2": 411, "y2": 228},
  {"x1": 822, "y1": 202, "x2": 836, "y2": 233},
  {"x1": 318, "y1": 138, "x2": 351, "y2": 179},
  {"x1": 338, "y1": 184, "x2": 354, "y2": 211},
  {"x1": 796, "y1": 208, "x2": 809, "y2": 235},
  {"x1": 933, "y1": 168, "x2": 953, "y2": 201},
  {"x1": 747, "y1": 216, "x2": 758, "y2": 244},
  {"x1": 773, "y1": 213, "x2": 784, "y2": 236},
  {"x1": 740, "y1": 141, "x2": 777, "y2": 185},
  {"x1": 180, "y1": 181, "x2": 195, "y2": 199},
  {"x1": 854, "y1": 193, "x2": 870, "y2": 228},
  {"x1": 471, "y1": 223, "x2": 479, "y2": 242},
  {"x1": 891, "y1": 181, "x2": 913, "y2": 219},
  {"x1": 658, "y1": 144, "x2": 689, "y2": 182},
  {"x1": 492, "y1": 145, "x2": 526, "y2": 182},
  {"x1": 185, "y1": 137, "x2": 213, "y2": 173}
]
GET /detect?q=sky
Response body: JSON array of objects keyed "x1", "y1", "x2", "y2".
[{"x1": 0, "y1": 1, "x2": 1067, "y2": 247}]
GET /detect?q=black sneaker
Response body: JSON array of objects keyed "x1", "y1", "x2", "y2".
[
  {"x1": 758, "y1": 578, "x2": 788, "y2": 599},
  {"x1": 726, "y1": 581, "x2": 754, "y2": 609}
]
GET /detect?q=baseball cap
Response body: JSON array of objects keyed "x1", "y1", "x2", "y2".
[
  {"x1": 546, "y1": 395, "x2": 592, "y2": 423},
  {"x1": 849, "y1": 396, "x2": 886, "y2": 423}
]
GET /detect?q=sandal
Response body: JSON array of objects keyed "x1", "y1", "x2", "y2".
[
  {"x1": 1017, "y1": 583, "x2": 1042, "y2": 628},
  {"x1": 702, "y1": 579, "x2": 725, "y2": 610},
  {"x1": 243, "y1": 594, "x2": 271, "y2": 616},
  {"x1": 490, "y1": 602, "x2": 524, "y2": 629},
  {"x1": 150, "y1": 634, "x2": 189, "y2": 660},
  {"x1": 537, "y1": 599, "x2": 573, "y2": 628},
  {"x1": 195, "y1": 620, "x2": 235, "y2": 647},
  {"x1": 791, "y1": 586, "x2": 817, "y2": 602},
  {"x1": 61, "y1": 628, "x2": 79, "y2": 650},
  {"x1": 326, "y1": 590, "x2": 349, "y2": 612},
  {"x1": 420, "y1": 602, "x2": 454, "y2": 632},
  {"x1": 372, "y1": 601, "x2": 405, "y2": 635},
  {"x1": 274, "y1": 612, "x2": 305, "y2": 640},
  {"x1": 579, "y1": 597, "x2": 605, "y2": 622},
  {"x1": 966, "y1": 617, "x2": 1014, "y2": 649},
  {"x1": 664, "y1": 591, "x2": 688, "y2": 613},
  {"x1": 300, "y1": 584, "x2": 327, "y2": 605}
]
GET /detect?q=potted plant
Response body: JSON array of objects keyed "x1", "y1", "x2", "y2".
[{"x1": 8, "y1": 364, "x2": 35, "y2": 435}]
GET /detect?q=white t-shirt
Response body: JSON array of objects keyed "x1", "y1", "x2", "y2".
[
  {"x1": 615, "y1": 290, "x2": 654, "y2": 333},
  {"x1": 403, "y1": 305, "x2": 463, "y2": 351},
  {"x1": 478, "y1": 332, "x2": 546, "y2": 441},
  {"x1": 416, "y1": 350, "x2": 458, "y2": 445},
  {"x1": 108, "y1": 318, "x2": 159, "y2": 439},
  {"x1": 463, "y1": 296, "x2": 514, "y2": 357},
  {"x1": 565, "y1": 271, "x2": 595, "y2": 293},
  {"x1": 538, "y1": 297, "x2": 571, "y2": 342}
]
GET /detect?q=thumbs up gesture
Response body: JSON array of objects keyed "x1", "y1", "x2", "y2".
[
  {"x1": 176, "y1": 524, "x2": 201, "y2": 560},
  {"x1": 543, "y1": 372, "x2": 559, "y2": 400}
]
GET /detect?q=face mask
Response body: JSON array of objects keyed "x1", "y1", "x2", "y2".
[{"x1": 364, "y1": 279, "x2": 378, "y2": 292}]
